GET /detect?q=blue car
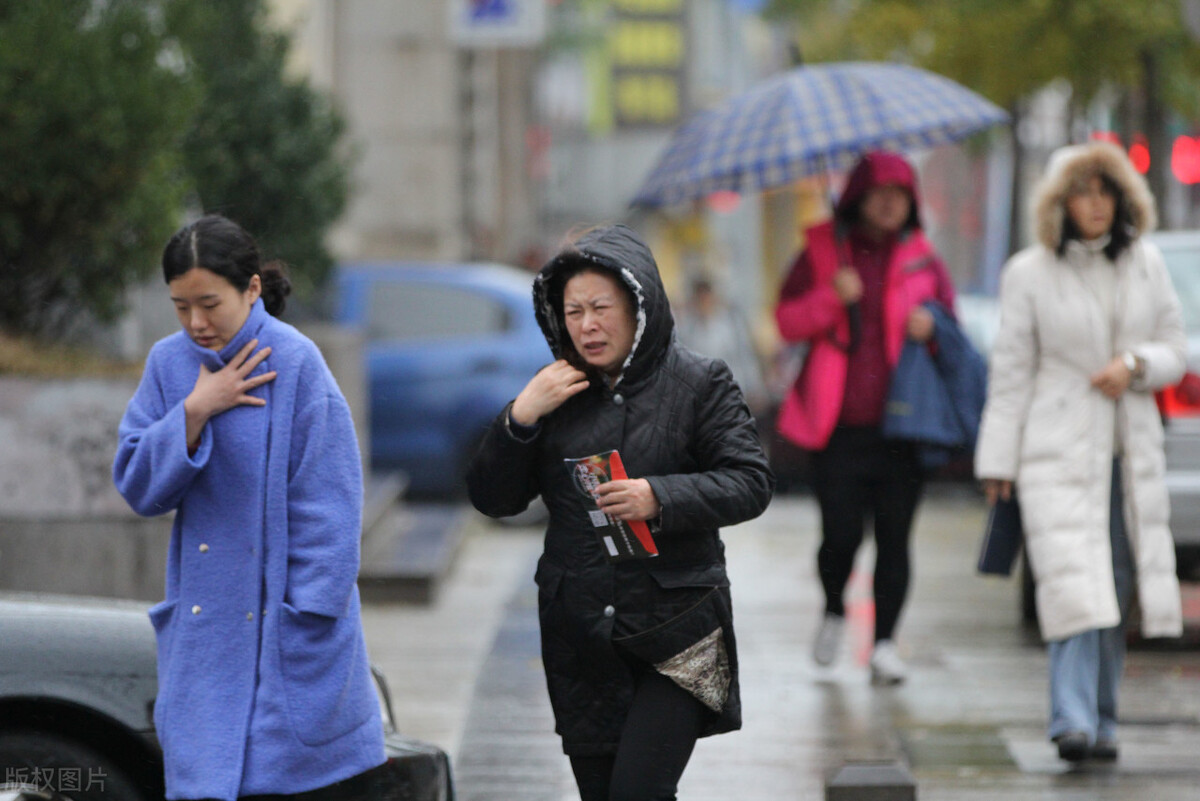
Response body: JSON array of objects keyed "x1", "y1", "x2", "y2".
[{"x1": 335, "y1": 262, "x2": 552, "y2": 497}]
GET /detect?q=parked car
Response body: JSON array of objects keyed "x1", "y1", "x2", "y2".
[
  {"x1": 1149, "y1": 229, "x2": 1200, "y2": 579},
  {"x1": 0, "y1": 592, "x2": 454, "y2": 801},
  {"x1": 334, "y1": 262, "x2": 552, "y2": 498}
]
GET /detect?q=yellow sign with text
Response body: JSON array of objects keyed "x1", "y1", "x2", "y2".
[{"x1": 609, "y1": 1, "x2": 685, "y2": 129}]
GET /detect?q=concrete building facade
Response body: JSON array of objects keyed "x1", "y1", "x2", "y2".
[{"x1": 269, "y1": 0, "x2": 540, "y2": 265}]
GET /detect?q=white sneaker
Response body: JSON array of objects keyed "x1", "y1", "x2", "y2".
[
  {"x1": 812, "y1": 613, "x2": 845, "y2": 666},
  {"x1": 869, "y1": 639, "x2": 906, "y2": 685}
]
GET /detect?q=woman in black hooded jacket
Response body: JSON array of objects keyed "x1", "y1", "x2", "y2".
[{"x1": 467, "y1": 224, "x2": 774, "y2": 801}]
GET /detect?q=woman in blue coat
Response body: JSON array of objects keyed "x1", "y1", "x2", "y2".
[{"x1": 112, "y1": 215, "x2": 385, "y2": 800}]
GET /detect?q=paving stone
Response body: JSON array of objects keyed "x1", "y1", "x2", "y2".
[{"x1": 825, "y1": 761, "x2": 916, "y2": 801}]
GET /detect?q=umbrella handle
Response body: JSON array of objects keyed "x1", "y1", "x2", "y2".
[
  {"x1": 827, "y1": 302, "x2": 862, "y2": 353},
  {"x1": 832, "y1": 234, "x2": 861, "y2": 353},
  {"x1": 845, "y1": 302, "x2": 862, "y2": 353}
]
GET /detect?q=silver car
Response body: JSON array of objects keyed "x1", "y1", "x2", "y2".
[{"x1": 1149, "y1": 229, "x2": 1200, "y2": 579}]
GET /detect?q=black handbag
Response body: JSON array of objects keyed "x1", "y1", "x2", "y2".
[{"x1": 977, "y1": 494, "x2": 1023, "y2": 576}]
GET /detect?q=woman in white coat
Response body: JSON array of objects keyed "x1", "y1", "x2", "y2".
[{"x1": 976, "y1": 141, "x2": 1185, "y2": 763}]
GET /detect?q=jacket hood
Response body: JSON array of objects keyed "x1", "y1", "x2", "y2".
[
  {"x1": 1033, "y1": 140, "x2": 1157, "y2": 250},
  {"x1": 835, "y1": 151, "x2": 922, "y2": 230},
  {"x1": 533, "y1": 224, "x2": 674, "y2": 389}
]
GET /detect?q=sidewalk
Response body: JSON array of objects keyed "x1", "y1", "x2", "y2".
[{"x1": 362, "y1": 487, "x2": 1200, "y2": 800}]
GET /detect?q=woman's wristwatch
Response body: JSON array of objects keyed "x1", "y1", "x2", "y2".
[{"x1": 1122, "y1": 351, "x2": 1145, "y2": 380}]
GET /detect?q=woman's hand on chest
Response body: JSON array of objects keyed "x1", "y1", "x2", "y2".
[{"x1": 184, "y1": 339, "x2": 277, "y2": 449}]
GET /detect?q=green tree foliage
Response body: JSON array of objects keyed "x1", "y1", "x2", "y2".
[
  {"x1": 168, "y1": 0, "x2": 352, "y2": 301},
  {"x1": 0, "y1": 0, "x2": 351, "y2": 340},
  {"x1": 0, "y1": 0, "x2": 195, "y2": 336},
  {"x1": 767, "y1": 0, "x2": 1200, "y2": 236},
  {"x1": 766, "y1": 0, "x2": 1200, "y2": 112}
]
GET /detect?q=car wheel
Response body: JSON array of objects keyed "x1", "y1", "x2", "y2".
[{"x1": 0, "y1": 731, "x2": 148, "y2": 801}]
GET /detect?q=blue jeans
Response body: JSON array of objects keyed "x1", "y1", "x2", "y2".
[{"x1": 1047, "y1": 459, "x2": 1135, "y2": 744}]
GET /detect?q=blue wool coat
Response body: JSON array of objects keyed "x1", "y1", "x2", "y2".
[{"x1": 113, "y1": 300, "x2": 384, "y2": 800}]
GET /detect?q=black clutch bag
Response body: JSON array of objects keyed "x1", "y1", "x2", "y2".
[{"x1": 977, "y1": 495, "x2": 1023, "y2": 576}]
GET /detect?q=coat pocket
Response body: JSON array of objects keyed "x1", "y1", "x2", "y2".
[
  {"x1": 534, "y1": 556, "x2": 566, "y2": 604},
  {"x1": 612, "y1": 564, "x2": 731, "y2": 664},
  {"x1": 648, "y1": 563, "x2": 730, "y2": 591},
  {"x1": 147, "y1": 598, "x2": 178, "y2": 641},
  {"x1": 613, "y1": 568, "x2": 735, "y2": 714},
  {"x1": 278, "y1": 603, "x2": 377, "y2": 746},
  {"x1": 1021, "y1": 388, "x2": 1080, "y2": 463},
  {"x1": 147, "y1": 599, "x2": 178, "y2": 736}
]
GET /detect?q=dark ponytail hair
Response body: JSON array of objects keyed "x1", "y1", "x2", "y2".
[{"x1": 162, "y1": 214, "x2": 292, "y2": 316}]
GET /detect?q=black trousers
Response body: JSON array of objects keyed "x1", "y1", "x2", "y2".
[
  {"x1": 568, "y1": 661, "x2": 708, "y2": 801},
  {"x1": 810, "y1": 425, "x2": 923, "y2": 643}
]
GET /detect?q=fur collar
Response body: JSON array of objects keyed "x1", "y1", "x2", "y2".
[{"x1": 1032, "y1": 141, "x2": 1156, "y2": 250}]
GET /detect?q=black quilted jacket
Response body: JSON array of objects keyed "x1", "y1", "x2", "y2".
[{"x1": 467, "y1": 225, "x2": 774, "y2": 756}]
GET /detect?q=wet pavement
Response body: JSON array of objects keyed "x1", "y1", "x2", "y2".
[{"x1": 361, "y1": 485, "x2": 1200, "y2": 800}]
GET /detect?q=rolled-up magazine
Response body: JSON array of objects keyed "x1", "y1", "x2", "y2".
[{"x1": 564, "y1": 449, "x2": 659, "y2": 563}]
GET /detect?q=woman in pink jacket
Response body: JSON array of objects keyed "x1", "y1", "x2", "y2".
[{"x1": 775, "y1": 151, "x2": 956, "y2": 684}]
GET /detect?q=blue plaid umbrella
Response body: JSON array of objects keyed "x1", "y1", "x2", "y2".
[{"x1": 632, "y1": 62, "x2": 1009, "y2": 208}]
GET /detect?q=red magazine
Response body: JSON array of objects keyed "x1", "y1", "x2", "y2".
[{"x1": 564, "y1": 449, "x2": 659, "y2": 562}]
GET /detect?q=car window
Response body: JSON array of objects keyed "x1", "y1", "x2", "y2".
[
  {"x1": 1159, "y1": 246, "x2": 1200, "y2": 334},
  {"x1": 366, "y1": 281, "x2": 513, "y2": 341}
]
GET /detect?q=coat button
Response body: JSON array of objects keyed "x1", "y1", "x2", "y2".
[
  {"x1": 612, "y1": 394, "x2": 624, "y2": 405},
  {"x1": 191, "y1": 605, "x2": 201, "y2": 615},
  {"x1": 603, "y1": 605, "x2": 615, "y2": 618},
  {"x1": 199, "y1": 543, "x2": 209, "y2": 553},
  {"x1": 246, "y1": 612, "x2": 254, "y2": 620}
]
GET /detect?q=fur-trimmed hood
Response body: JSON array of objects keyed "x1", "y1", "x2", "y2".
[
  {"x1": 1033, "y1": 140, "x2": 1157, "y2": 250},
  {"x1": 532, "y1": 224, "x2": 673, "y2": 391}
]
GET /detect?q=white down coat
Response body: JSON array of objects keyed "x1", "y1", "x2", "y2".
[{"x1": 975, "y1": 235, "x2": 1185, "y2": 641}]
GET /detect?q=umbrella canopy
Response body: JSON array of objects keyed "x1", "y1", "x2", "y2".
[{"x1": 632, "y1": 61, "x2": 1009, "y2": 208}]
